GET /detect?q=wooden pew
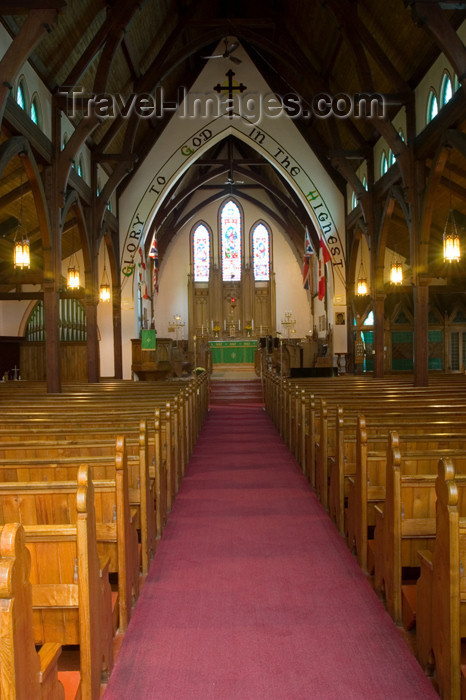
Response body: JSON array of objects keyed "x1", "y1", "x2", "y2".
[
  {"x1": 416, "y1": 458, "x2": 466, "y2": 700},
  {"x1": 372, "y1": 433, "x2": 466, "y2": 626},
  {"x1": 0, "y1": 438, "x2": 139, "y2": 634},
  {"x1": 23, "y1": 464, "x2": 114, "y2": 700},
  {"x1": 344, "y1": 414, "x2": 466, "y2": 573},
  {"x1": 0, "y1": 522, "x2": 66, "y2": 700}
]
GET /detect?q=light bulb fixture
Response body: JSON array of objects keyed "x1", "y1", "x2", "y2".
[
  {"x1": 14, "y1": 232, "x2": 30, "y2": 269},
  {"x1": 356, "y1": 260, "x2": 368, "y2": 296},
  {"x1": 13, "y1": 169, "x2": 30, "y2": 270},
  {"x1": 99, "y1": 245, "x2": 111, "y2": 302},
  {"x1": 390, "y1": 256, "x2": 403, "y2": 285},
  {"x1": 67, "y1": 260, "x2": 80, "y2": 289},
  {"x1": 67, "y1": 230, "x2": 80, "y2": 290},
  {"x1": 443, "y1": 209, "x2": 461, "y2": 262},
  {"x1": 443, "y1": 153, "x2": 461, "y2": 263}
]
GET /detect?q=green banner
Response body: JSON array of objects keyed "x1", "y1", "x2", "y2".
[{"x1": 141, "y1": 329, "x2": 156, "y2": 350}]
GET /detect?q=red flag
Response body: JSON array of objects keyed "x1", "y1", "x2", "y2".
[
  {"x1": 318, "y1": 235, "x2": 329, "y2": 301},
  {"x1": 302, "y1": 228, "x2": 313, "y2": 289},
  {"x1": 320, "y1": 234, "x2": 331, "y2": 264}
]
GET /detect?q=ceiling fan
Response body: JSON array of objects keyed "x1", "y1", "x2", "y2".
[
  {"x1": 202, "y1": 38, "x2": 242, "y2": 64},
  {"x1": 224, "y1": 172, "x2": 244, "y2": 186}
]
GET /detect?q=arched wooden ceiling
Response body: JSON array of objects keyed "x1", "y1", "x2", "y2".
[{"x1": 1, "y1": 0, "x2": 466, "y2": 284}]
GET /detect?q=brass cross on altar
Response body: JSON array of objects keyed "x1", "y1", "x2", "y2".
[{"x1": 213, "y1": 69, "x2": 247, "y2": 118}]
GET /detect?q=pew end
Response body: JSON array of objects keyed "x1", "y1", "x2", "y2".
[{"x1": 0, "y1": 522, "x2": 66, "y2": 700}]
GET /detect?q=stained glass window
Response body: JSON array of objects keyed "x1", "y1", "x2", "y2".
[
  {"x1": 221, "y1": 200, "x2": 241, "y2": 281},
  {"x1": 193, "y1": 223, "x2": 210, "y2": 281},
  {"x1": 381, "y1": 151, "x2": 388, "y2": 176},
  {"x1": 252, "y1": 222, "x2": 270, "y2": 281},
  {"x1": 16, "y1": 81, "x2": 26, "y2": 110},
  {"x1": 30, "y1": 96, "x2": 40, "y2": 126},
  {"x1": 440, "y1": 72, "x2": 453, "y2": 107},
  {"x1": 427, "y1": 89, "x2": 438, "y2": 123}
]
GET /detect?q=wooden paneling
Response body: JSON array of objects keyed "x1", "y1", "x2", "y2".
[{"x1": 20, "y1": 342, "x2": 87, "y2": 381}]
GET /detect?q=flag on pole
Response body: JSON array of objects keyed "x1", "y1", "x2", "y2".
[
  {"x1": 149, "y1": 234, "x2": 159, "y2": 293},
  {"x1": 318, "y1": 234, "x2": 331, "y2": 301},
  {"x1": 138, "y1": 247, "x2": 148, "y2": 299},
  {"x1": 302, "y1": 228, "x2": 313, "y2": 289}
]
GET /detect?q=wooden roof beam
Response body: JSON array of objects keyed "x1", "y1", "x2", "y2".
[
  {"x1": 407, "y1": 1, "x2": 466, "y2": 91},
  {"x1": 328, "y1": 0, "x2": 411, "y2": 94}
]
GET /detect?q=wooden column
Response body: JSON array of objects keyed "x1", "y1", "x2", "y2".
[
  {"x1": 374, "y1": 293, "x2": 386, "y2": 377},
  {"x1": 43, "y1": 279, "x2": 61, "y2": 393},
  {"x1": 414, "y1": 278, "x2": 429, "y2": 387},
  {"x1": 85, "y1": 292, "x2": 100, "y2": 383},
  {"x1": 113, "y1": 284, "x2": 123, "y2": 379},
  {"x1": 43, "y1": 101, "x2": 62, "y2": 394}
]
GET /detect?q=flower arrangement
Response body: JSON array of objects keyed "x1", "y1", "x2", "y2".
[
  {"x1": 213, "y1": 325, "x2": 221, "y2": 332},
  {"x1": 245, "y1": 324, "x2": 253, "y2": 332}
]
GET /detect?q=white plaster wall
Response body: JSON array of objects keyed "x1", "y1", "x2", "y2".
[{"x1": 0, "y1": 299, "x2": 32, "y2": 335}]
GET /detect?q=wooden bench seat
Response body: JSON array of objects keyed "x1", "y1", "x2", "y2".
[
  {"x1": 415, "y1": 458, "x2": 466, "y2": 700},
  {"x1": 0, "y1": 438, "x2": 139, "y2": 633},
  {"x1": 372, "y1": 432, "x2": 466, "y2": 626},
  {"x1": 20, "y1": 464, "x2": 114, "y2": 700},
  {"x1": 0, "y1": 422, "x2": 158, "y2": 575}
]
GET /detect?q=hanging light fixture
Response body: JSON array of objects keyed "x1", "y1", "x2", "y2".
[
  {"x1": 67, "y1": 228, "x2": 80, "y2": 290},
  {"x1": 390, "y1": 254, "x2": 403, "y2": 285},
  {"x1": 100, "y1": 245, "x2": 111, "y2": 302},
  {"x1": 356, "y1": 259, "x2": 368, "y2": 296},
  {"x1": 443, "y1": 209, "x2": 461, "y2": 262},
  {"x1": 13, "y1": 168, "x2": 30, "y2": 270},
  {"x1": 443, "y1": 153, "x2": 461, "y2": 262}
]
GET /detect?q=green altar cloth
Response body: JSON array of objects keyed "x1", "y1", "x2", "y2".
[{"x1": 209, "y1": 339, "x2": 257, "y2": 364}]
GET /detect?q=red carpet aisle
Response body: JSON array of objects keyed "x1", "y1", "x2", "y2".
[{"x1": 103, "y1": 405, "x2": 436, "y2": 700}]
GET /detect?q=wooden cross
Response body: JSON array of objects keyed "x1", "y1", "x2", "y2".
[{"x1": 213, "y1": 69, "x2": 247, "y2": 118}]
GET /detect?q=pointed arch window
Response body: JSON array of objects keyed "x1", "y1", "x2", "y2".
[
  {"x1": 440, "y1": 72, "x2": 453, "y2": 107},
  {"x1": 252, "y1": 222, "x2": 270, "y2": 281},
  {"x1": 220, "y1": 199, "x2": 241, "y2": 281},
  {"x1": 30, "y1": 95, "x2": 40, "y2": 126},
  {"x1": 381, "y1": 151, "x2": 388, "y2": 176},
  {"x1": 427, "y1": 89, "x2": 438, "y2": 123},
  {"x1": 16, "y1": 80, "x2": 26, "y2": 110},
  {"x1": 193, "y1": 223, "x2": 211, "y2": 281}
]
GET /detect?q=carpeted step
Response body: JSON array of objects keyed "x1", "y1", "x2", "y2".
[{"x1": 209, "y1": 379, "x2": 264, "y2": 404}]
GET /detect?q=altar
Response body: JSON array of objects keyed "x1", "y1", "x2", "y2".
[{"x1": 209, "y1": 339, "x2": 257, "y2": 364}]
